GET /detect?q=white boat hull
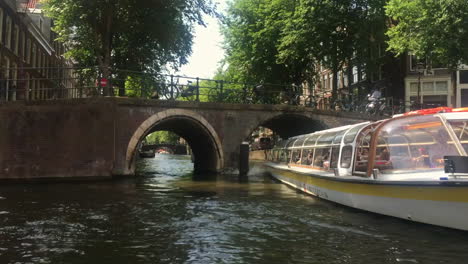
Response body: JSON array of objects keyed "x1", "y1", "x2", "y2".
[{"x1": 267, "y1": 165, "x2": 468, "y2": 231}]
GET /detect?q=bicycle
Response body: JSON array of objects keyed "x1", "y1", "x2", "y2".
[
  {"x1": 179, "y1": 81, "x2": 198, "y2": 101},
  {"x1": 303, "y1": 94, "x2": 317, "y2": 108},
  {"x1": 157, "y1": 78, "x2": 180, "y2": 100}
]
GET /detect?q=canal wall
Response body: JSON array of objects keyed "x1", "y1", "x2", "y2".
[{"x1": 0, "y1": 100, "x2": 116, "y2": 180}]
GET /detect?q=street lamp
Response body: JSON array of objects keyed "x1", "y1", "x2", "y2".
[{"x1": 416, "y1": 62, "x2": 425, "y2": 109}]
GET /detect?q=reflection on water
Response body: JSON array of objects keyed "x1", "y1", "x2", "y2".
[{"x1": 1, "y1": 154, "x2": 468, "y2": 264}]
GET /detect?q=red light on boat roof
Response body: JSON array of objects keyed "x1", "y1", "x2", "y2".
[
  {"x1": 403, "y1": 107, "x2": 452, "y2": 116},
  {"x1": 451, "y1": 107, "x2": 468, "y2": 113}
]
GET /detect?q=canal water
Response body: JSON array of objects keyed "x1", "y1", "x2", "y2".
[{"x1": 1, "y1": 154, "x2": 468, "y2": 264}]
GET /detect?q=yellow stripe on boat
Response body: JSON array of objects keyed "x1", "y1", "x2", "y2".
[{"x1": 271, "y1": 168, "x2": 468, "y2": 203}]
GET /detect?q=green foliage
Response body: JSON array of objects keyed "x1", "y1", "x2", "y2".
[
  {"x1": 145, "y1": 131, "x2": 180, "y2": 145},
  {"x1": 43, "y1": 0, "x2": 215, "y2": 95},
  {"x1": 124, "y1": 74, "x2": 161, "y2": 98},
  {"x1": 221, "y1": 0, "x2": 298, "y2": 86},
  {"x1": 222, "y1": 0, "x2": 389, "y2": 101},
  {"x1": 386, "y1": 0, "x2": 468, "y2": 68}
]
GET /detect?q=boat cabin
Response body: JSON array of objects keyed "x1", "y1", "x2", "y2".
[{"x1": 266, "y1": 108, "x2": 468, "y2": 179}]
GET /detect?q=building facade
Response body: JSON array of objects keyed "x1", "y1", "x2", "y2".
[
  {"x1": 0, "y1": 0, "x2": 76, "y2": 101},
  {"x1": 404, "y1": 56, "x2": 468, "y2": 110},
  {"x1": 312, "y1": 50, "x2": 405, "y2": 111}
]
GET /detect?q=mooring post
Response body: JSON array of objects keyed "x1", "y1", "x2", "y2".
[{"x1": 239, "y1": 142, "x2": 250, "y2": 177}]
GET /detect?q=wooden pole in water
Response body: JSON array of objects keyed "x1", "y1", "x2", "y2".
[{"x1": 239, "y1": 142, "x2": 250, "y2": 177}]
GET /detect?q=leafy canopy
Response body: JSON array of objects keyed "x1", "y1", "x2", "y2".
[
  {"x1": 222, "y1": 0, "x2": 389, "y2": 99},
  {"x1": 386, "y1": 0, "x2": 468, "y2": 68},
  {"x1": 44, "y1": 0, "x2": 215, "y2": 75}
]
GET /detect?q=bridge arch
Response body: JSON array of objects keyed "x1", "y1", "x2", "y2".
[
  {"x1": 126, "y1": 109, "x2": 224, "y2": 174},
  {"x1": 242, "y1": 113, "x2": 329, "y2": 142}
]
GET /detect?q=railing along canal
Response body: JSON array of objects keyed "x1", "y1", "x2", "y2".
[
  {"x1": 0, "y1": 66, "x2": 408, "y2": 116},
  {"x1": 0, "y1": 66, "x2": 315, "y2": 106}
]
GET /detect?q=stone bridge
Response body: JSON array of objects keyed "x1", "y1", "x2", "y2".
[{"x1": 0, "y1": 97, "x2": 372, "y2": 180}]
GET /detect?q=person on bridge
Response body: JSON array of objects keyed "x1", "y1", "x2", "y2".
[{"x1": 369, "y1": 88, "x2": 382, "y2": 101}]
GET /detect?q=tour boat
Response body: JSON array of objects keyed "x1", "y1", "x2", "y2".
[
  {"x1": 139, "y1": 148, "x2": 156, "y2": 158},
  {"x1": 264, "y1": 107, "x2": 468, "y2": 231}
]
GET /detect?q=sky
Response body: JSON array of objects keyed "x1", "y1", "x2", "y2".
[{"x1": 176, "y1": 1, "x2": 227, "y2": 79}]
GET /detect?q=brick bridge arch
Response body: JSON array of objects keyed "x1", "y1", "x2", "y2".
[{"x1": 125, "y1": 109, "x2": 223, "y2": 174}]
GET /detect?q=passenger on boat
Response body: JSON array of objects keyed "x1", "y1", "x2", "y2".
[
  {"x1": 379, "y1": 148, "x2": 390, "y2": 161},
  {"x1": 428, "y1": 129, "x2": 459, "y2": 168},
  {"x1": 412, "y1": 148, "x2": 431, "y2": 167},
  {"x1": 358, "y1": 148, "x2": 369, "y2": 160},
  {"x1": 322, "y1": 153, "x2": 330, "y2": 169},
  {"x1": 305, "y1": 153, "x2": 313, "y2": 165}
]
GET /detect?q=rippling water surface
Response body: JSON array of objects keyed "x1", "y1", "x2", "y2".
[{"x1": 1, "y1": 154, "x2": 468, "y2": 264}]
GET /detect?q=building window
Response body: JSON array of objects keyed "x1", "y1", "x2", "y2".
[
  {"x1": 3, "y1": 56, "x2": 10, "y2": 100},
  {"x1": 408, "y1": 80, "x2": 449, "y2": 107},
  {"x1": 26, "y1": 38, "x2": 31, "y2": 63},
  {"x1": 11, "y1": 62, "x2": 17, "y2": 101},
  {"x1": 435, "y1": 81, "x2": 448, "y2": 92},
  {"x1": 5, "y1": 16, "x2": 12, "y2": 49},
  {"x1": 409, "y1": 54, "x2": 425, "y2": 72},
  {"x1": 20, "y1": 31, "x2": 25, "y2": 60},
  {"x1": 460, "y1": 70, "x2": 468, "y2": 84},
  {"x1": 32, "y1": 44, "x2": 36, "y2": 67},
  {"x1": 37, "y1": 51, "x2": 42, "y2": 73},
  {"x1": 337, "y1": 72, "x2": 342, "y2": 89},
  {"x1": 42, "y1": 53, "x2": 45, "y2": 74},
  {"x1": 352, "y1": 66, "x2": 358, "y2": 83},
  {"x1": 423, "y1": 82, "x2": 434, "y2": 92},
  {"x1": 0, "y1": 8, "x2": 3, "y2": 43},
  {"x1": 410, "y1": 83, "x2": 418, "y2": 93},
  {"x1": 13, "y1": 25, "x2": 19, "y2": 55},
  {"x1": 25, "y1": 72, "x2": 30, "y2": 100}
]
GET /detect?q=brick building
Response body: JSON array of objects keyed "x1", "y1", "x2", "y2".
[{"x1": 0, "y1": 0, "x2": 76, "y2": 101}]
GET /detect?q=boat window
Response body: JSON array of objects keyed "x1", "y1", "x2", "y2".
[
  {"x1": 332, "y1": 129, "x2": 348, "y2": 144},
  {"x1": 340, "y1": 145, "x2": 353, "y2": 168},
  {"x1": 447, "y1": 119, "x2": 468, "y2": 152},
  {"x1": 301, "y1": 149, "x2": 314, "y2": 165},
  {"x1": 374, "y1": 115, "x2": 459, "y2": 173},
  {"x1": 313, "y1": 147, "x2": 331, "y2": 169},
  {"x1": 303, "y1": 134, "x2": 319, "y2": 147},
  {"x1": 273, "y1": 149, "x2": 280, "y2": 162},
  {"x1": 290, "y1": 150, "x2": 301, "y2": 164},
  {"x1": 354, "y1": 124, "x2": 374, "y2": 175},
  {"x1": 279, "y1": 150, "x2": 289, "y2": 163},
  {"x1": 344, "y1": 123, "x2": 368, "y2": 144},
  {"x1": 330, "y1": 146, "x2": 340, "y2": 168}
]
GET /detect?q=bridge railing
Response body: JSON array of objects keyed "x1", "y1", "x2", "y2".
[{"x1": 0, "y1": 66, "x2": 332, "y2": 109}]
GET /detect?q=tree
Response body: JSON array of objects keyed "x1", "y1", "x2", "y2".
[
  {"x1": 146, "y1": 131, "x2": 180, "y2": 145},
  {"x1": 386, "y1": 0, "x2": 468, "y2": 68},
  {"x1": 44, "y1": 0, "x2": 214, "y2": 95},
  {"x1": 221, "y1": 0, "x2": 298, "y2": 86},
  {"x1": 222, "y1": 0, "x2": 389, "y2": 104},
  {"x1": 279, "y1": 0, "x2": 388, "y2": 103}
]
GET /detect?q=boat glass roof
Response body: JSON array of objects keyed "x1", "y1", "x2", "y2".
[
  {"x1": 303, "y1": 134, "x2": 319, "y2": 147},
  {"x1": 343, "y1": 123, "x2": 368, "y2": 144}
]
